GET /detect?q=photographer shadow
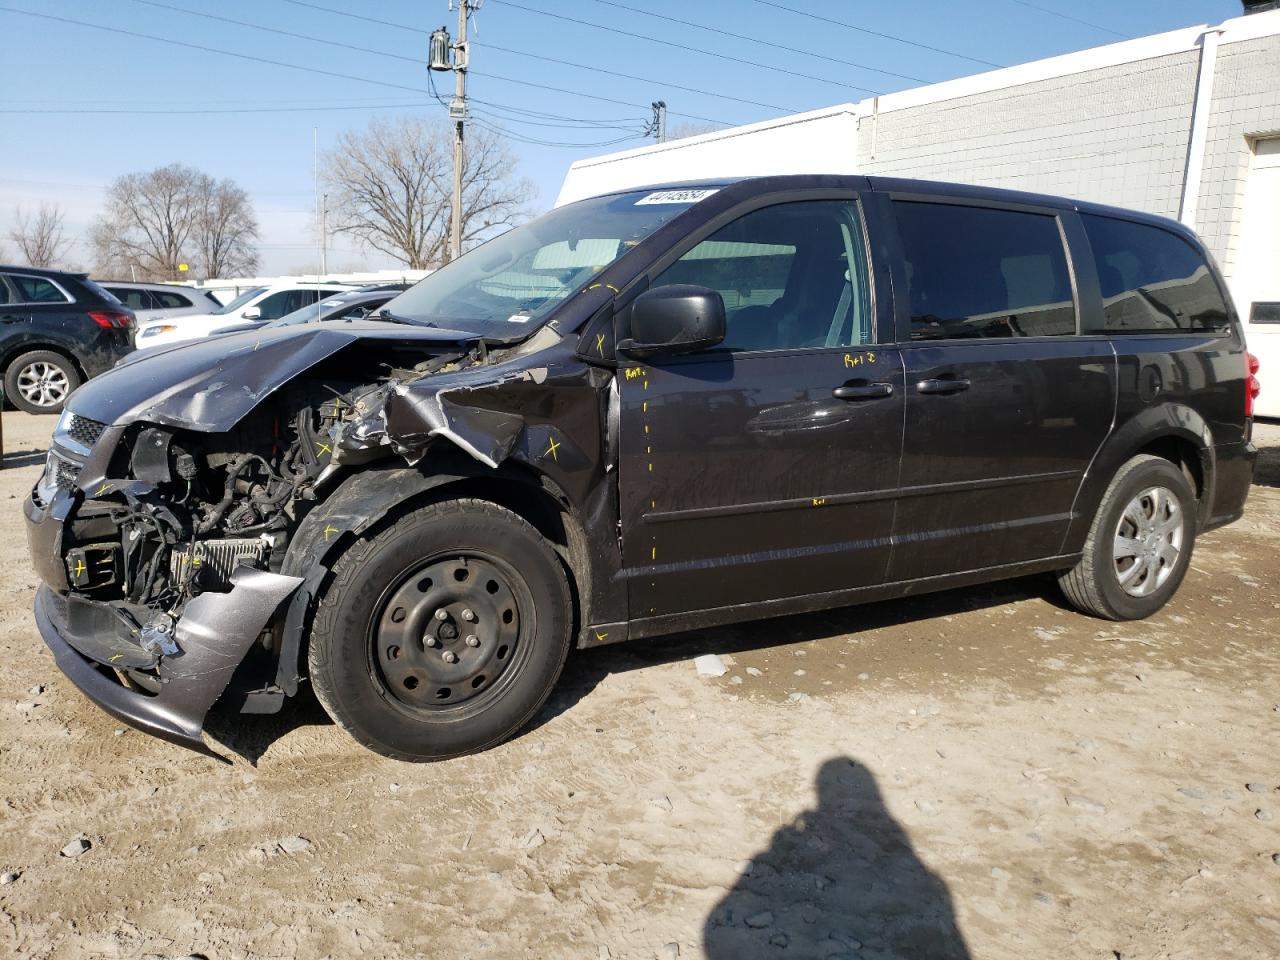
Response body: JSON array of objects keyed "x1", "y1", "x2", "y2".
[{"x1": 704, "y1": 757, "x2": 971, "y2": 960}]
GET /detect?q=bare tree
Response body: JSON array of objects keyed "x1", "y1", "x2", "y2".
[
  {"x1": 323, "y1": 117, "x2": 535, "y2": 268},
  {"x1": 9, "y1": 203, "x2": 72, "y2": 268},
  {"x1": 195, "y1": 177, "x2": 260, "y2": 278},
  {"x1": 668, "y1": 121, "x2": 723, "y2": 141},
  {"x1": 92, "y1": 163, "x2": 259, "y2": 280}
]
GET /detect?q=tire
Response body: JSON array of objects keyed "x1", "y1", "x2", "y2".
[
  {"x1": 4, "y1": 350, "x2": 81, "y2": 414},
  {"x1": 308, "y1": 498, "x2": 573, "y2": 761},
  {"x1": 1058, "y1": 454, "x2": 1197, "y2": 620}
]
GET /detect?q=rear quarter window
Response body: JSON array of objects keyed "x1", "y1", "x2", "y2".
[
  {"x1": 9, "y1": 275, "x2": 70, "y2": 304},
  {"x1": 153, "y1": 291, "x2": 193, "y2": 309},
  {"x1": 1081, "y1": 214, "x2": 1228, "y2": 334}
]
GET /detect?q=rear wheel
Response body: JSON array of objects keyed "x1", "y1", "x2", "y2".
[
  {"x1": 308, "y1": 498, "x2": 572, "y2": 761},
  {"x1": 5, "y1": 350, "x2": 80, "y2": 414},
  {"x1": 1058, "y1": 454, "x2": 1197, "y2": 620}
]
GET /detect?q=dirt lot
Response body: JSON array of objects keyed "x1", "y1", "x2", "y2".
[{"x1": 0, "y1": 410, "x2": 1277, "y2": 960}]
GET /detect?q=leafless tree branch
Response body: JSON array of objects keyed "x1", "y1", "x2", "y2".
[
  {"x1": 9, "y1": 203, "x2": 71, "y2": 268},
  {"x1": 323, "y1": 117, "x2": 536, "y2": 270}
]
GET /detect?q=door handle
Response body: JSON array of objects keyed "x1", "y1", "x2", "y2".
[
  {"x1": 832, "y1": 382, "x2": 894, "y2": 400},
  {"x1": 916, "y1": 377, "x2": 971, "y2": 395}
]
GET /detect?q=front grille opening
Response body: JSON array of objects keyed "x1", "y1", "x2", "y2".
[{"x1": 65, "y1": 414, "x2": 106, "y2": 450}]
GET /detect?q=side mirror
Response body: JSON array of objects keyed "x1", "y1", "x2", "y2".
[
  {"x1": 618, "y1": 284, "x2": 726, "y2": 358},
  {"x1": 241, "y1": 306, "x2": 262, "y2": 320}
]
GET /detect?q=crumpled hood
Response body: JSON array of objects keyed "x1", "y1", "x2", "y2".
[{"x1": 69, "y1": 320, "x2": 478, "y2": 432}]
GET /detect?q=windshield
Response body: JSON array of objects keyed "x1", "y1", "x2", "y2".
[
  {"x1": 214, "y1": 286, "x2": 267, "y2": 315},
  {"x1": 383, "y1": 187, "x2": 719, "y2": 334}
]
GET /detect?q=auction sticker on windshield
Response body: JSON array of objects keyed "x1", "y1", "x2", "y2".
[{"x1": 634, "y1": 189, "x2": 719, "y2": 205}]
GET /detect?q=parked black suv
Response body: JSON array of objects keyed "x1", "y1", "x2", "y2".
[
  {"x1": 0, "y1": 266, "x2": 134, "y2": 413},
  {"x1": 24, "y1": 176, "x2": 1258, "y2": 760}
]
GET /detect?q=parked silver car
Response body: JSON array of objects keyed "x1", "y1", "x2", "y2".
[{"x1": 99, "y1": 282, "x2": 222, "y2": 325}]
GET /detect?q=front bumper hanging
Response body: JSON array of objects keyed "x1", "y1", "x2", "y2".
[{"x1": 34, "y1": 566, "x2": 302, "y2": 759}]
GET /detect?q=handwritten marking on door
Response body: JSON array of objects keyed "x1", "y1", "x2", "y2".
[{"x1": 843, "y1": 351, "x2": 877, "y2": 368}]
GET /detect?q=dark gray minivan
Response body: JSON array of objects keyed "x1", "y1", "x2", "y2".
[{"x1": 25, "y1": 176, "x2": 1258, "y2": 761}]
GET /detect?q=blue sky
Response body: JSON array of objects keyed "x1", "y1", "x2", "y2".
[{"x1": 0, "y1": 0, "x2": 1243, "y2": 274}]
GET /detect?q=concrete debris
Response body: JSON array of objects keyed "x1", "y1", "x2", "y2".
[
  {"x1": 278, "y1": 836, "x2": 313, "y2": 855},
  {"x1": 649, "y1": 795, "x2": 673, "y2": 813},
  {"x1": 1247, "y1": 783, "x2": 1270, "y2": 793},
  {"x1": 0, "y1": 871, "x2": 19, "y2": 884},
  {"x1": 694, "y1": 654, "x2": 727, "y2": 677},
  {"x1": 745, "y1": 667, "x2": 763, "y2": 677},
  {"x1": 743, "y1": 910, "x2": 774, "y2": 928},
  {"x1": 60, "y1": 836, "x2": 91, "y2": 858},
  {"x1": 1065, "y1": 795, "x2": 1107, "y2": 814},
  {"x1": 660, "y1": 942, "x2": 680, "y2": 959},
  {"x1": 1179, "y1": 787, "x2": 1207, "y2": 800},
  {"x1": 1256, "y1": 809, "x2": 1274, "y2": 822}
]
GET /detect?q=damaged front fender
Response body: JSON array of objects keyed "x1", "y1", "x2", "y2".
[{"x1": 36, "y1": 567, "x2": 302, "y2": 760}]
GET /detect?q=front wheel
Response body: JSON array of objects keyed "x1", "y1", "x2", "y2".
[
  {"x1": 1058, "y1": 454, "x2": 1197, "y2": 620},
  {"x1": 308, "y1": 498, "x2": 572, "y2": 761}
]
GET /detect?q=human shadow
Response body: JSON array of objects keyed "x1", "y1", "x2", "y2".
[{"x1": 704, "y1": 758, "x2": 971, "y2": 960}]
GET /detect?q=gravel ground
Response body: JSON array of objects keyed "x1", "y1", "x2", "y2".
[{"x1": 0, "y1": 411, "x2": 1278, "y2": 960}]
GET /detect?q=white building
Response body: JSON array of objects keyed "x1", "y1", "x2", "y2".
[{"x1": 558, "y1": 6, "x2": 1280, "y2": 403}]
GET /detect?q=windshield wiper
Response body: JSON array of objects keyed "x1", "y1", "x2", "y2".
[{"x1": 378, "y1": 310, "x2": 434, "y2": 327}]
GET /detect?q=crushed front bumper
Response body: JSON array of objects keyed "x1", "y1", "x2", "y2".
[{"x1": 33, "y1": 569, "x2": 302, "y2": 760}]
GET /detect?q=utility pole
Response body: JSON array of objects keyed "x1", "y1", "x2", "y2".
[
  {"x1": 320, "y1": 192, "x2": 328, "y2": 275},
  {"x1": 651, "y1": 101, "x2": 667, "y2": 143},
  {"x1": 429, "y1": 2, "x2": 478, "y2": 263}
]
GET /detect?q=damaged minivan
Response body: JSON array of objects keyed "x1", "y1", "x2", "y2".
[{"x1": 26, "y1": 176, "x2": 1258, "y2": 760}]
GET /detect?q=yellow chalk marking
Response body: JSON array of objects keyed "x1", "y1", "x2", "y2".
[
  {"x1": 651, "y1": 546, "x2": 657, "y2": 560},
  {"x1": 650, "y1": 499, "x2": 656, "y2": 509},
  {"x1": 811, "y1": 497, "x2": 826, "y2": 507},
  {"x1": 646, "y1": 445, "x2": 651, "y2": 454},
  {"x1": 317, "y1": 442, "x2": 333, "y2": 455},
  {"x1": 587, "y1": 282, "x2": 621, "y2": 295},
  {"x1": 595, "y1": 332, "x2": 605, "y2": 356},
  {"x1": 642, "y1": 401, "x2": 648, "y2": 412},
  {"x1": 647, "y1": 462, "x2": 653, "y2": 472},
  {"x1": 322, "y1": 524, "x2": 340, "y2": 541},
  {"x1": 109, "y1": 654, "x2": 124, "y2": 663},
  {"x1": 842, "y1": 351, "x2": 878, "y2": 369},
  {"x1": 624, "y1": 366, "x2": 645, "y2": 380},
  {"x1": 544, "y1": 436, "x2": 561, "y2": 462},
  {"x1": 94, "y1": 482, "x2": 113, "y2": 496},
  {"x1": 643, "y1": 379, "x2": 648, "y2": 390},
  {"x1": 594, "y1": 630, "x2": 608, "y2": 642},
  {"x1": 643, "y1": 424, "x2": 649, "y2": 434},
  {"x1": 72, "y1": 559, "x2": 86, "y2": 578}
]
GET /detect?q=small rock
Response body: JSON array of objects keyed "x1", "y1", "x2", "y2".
[
  {"x1": 857, "y1": 673, "x2": 870, "y2": 680},
  {"x1": 113, "y1": 729, "x2": 125, "y2": 737},
  {"x1": 1271, "y1": 853, "x2": 1280, "y2": 867},
  {"x1": 660, "y1": 943, "x2": 680, "y2": 960},
  {"x1": 694, "y1": 654, "x2": 727, "y2": 678},
  {"x1": 520, "y1": 828, "x2": 546, "y2": 849},
  {"x1": 1065, "y1": 795, "x2": 1107, "y2": 814},
  {"x1": 914, "y1": 798, "x2": 939, "y2": 816},
  {"x1": 1034, "y1": 892, "x2": 1054, "y2": 907},
  {"x1": 27, "y1": 684, "x2": 43, "y2": 696},
  {"x1": 278, "y1": 836, "x2": 312, "y2": 854},
  {"x1": 598, "y1": 947, "x2": 611, "y2": 960},
  {"x1": 729, "y1": 675, "x2": 743, "y2": 685},
  {"x1": 733, "y1": 859, "x2": 754, "y2": 876},
  {"x1": 769, "y1": 932, "x2": 790, "y2": 947},
  {"x1": 389, "y1": 783, "x2": 403, "y2": 793},
  {"x1": 14, "y1": 701, "x2": 37, "y2": 714},
  {"x1": 744, "y1": 910, "x2": 774, "y2": 928},
  {"x1": 649, "y1": 795, "x2": 673, "y2": 813},
  {"x1": 1179, "y1": 787, "x2": 1207, "y2": 800},
  {"x1": 0, "y1": 871, "x2": 18, "y2": 884},
  {"x1": 827, "y1": 932, "x2": 862, "y2": 950},
  {"x1": 787, "y1": 692, "x2": 810, "y2": 704},
  {"x1": 745, "y1": 667, "x2": 763, "y2": 677},
  {"x1": 60, "y1": 836, "x2": 91, "y2": 859},
  {"x1": 1256, "y1": 809, "x2": 1274, "y2": 823},
  {"x1": 1247, "y1": 783, "x2": 1270, "y2": 794}
]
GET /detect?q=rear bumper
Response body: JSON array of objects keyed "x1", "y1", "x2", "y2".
[{"x1": 1204, "y1": 437, "x2": 1257, "y2": 531}]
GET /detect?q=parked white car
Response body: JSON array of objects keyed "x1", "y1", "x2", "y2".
[
  {"x1": 99, "y1": 281, "x2": 224, "y2": 323},
  {"x1": 134, "y1": 282, "x2": 355, "y2": 349}
]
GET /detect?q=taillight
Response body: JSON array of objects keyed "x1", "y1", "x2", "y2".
[
  {"x1": 1246, "y1": 350, "x2": 1261, "y2": 418},
  {"x1": 88, "y1": 310, "x2": 132, "y2": 329}
]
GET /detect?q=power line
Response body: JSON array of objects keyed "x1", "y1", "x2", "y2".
[
  {"x1": 0, "y1": 4, "x2": 726, "y2": 129},
  {"x1": 747, "y1": 0, "x2": 1004, "y2": 69},
  {"x1": 474, "y1": 40, "x2": 797, "y2": 113},
  {"x1": 270, "y1": 0, "x2": 749, "y2": 122},
  {"x1": 485, "y1": 0, "x2": 881, "y2": 95},
  {"x1": 1008, "y1": 1, "x2": 1131, "y2": 40},
  {"x1": 581, "y1": 0, "x2": 928, "y2": 85},
  {"x1": 0, "y1": 103, "x2": 436, "y2": 116}
]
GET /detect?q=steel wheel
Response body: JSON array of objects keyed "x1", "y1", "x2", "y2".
[
  {"x1": 16, "y1": 360, "x2": 70, "y2": 409},
  {"x1": 371, "y1": 554, "x2": 528, "y2": 711},
  {"x1": 1113, "y1": 485, "x2": 1184, "y2": 598}
]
